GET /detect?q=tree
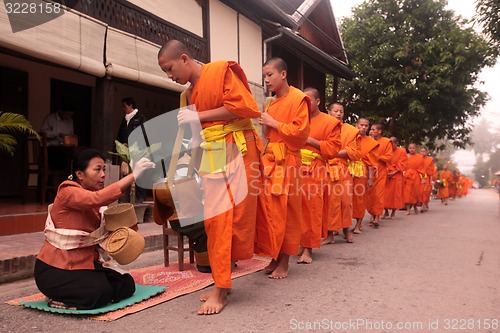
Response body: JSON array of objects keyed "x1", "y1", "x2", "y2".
[
  {"x1": 474, "y1": 0, "x2": 500, "y2": 55},
  {"x1": 336, "y1": 0, "x2": 496, "y2": 150}
]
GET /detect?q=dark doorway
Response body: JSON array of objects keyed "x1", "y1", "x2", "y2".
[
  {"x1": 50, "y1": 79, "x2": 92, "y2": 147},
  {"x1": 0, "y1": 66, "x2": 28, "y2": 197}
]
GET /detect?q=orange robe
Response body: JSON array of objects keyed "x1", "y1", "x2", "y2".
[
  {"x1": 437, "y1": 170, "x2": 452, "y2": 199},
  {"x1": 324, "y1": 123, "x2": 361, "y2": 234},
  {"x1": 449, "y1": 173, "x2": 459, "y2": 198},
  {"x1": 384, "y1": 147, "x2": 408, "y2": 209},
  {"x1": 190, "y1": 60, "x2": 262, "y2": 289},
  {"x1": 255, "y1": 86, "x2": 310, "y2": 259},
  {"x1": 403, "y1": 153, "x2": 425, "y2": 205},
  {"x1": 300, "y1": 113, "x2": 341, "y2": 249},
  {"x1": 419, "y1": 155, "x2": 436, "y2": 204},
  {"x1": 366, "y1": 137, "x2": 393, "y2": 216},
  {"x1": 352, "y1": 136, "x2": 379, "y2": 219}
]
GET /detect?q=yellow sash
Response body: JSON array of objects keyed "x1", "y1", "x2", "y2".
[
  {"x1": 348, "y1": 160, "x2": 364, "y2": 177},
  {"x1": 300, "y1": 149, "x2": 324, "y2": 165},
  {"x1": 199, "y1": 118, "x2": 255, "y2": 173}
]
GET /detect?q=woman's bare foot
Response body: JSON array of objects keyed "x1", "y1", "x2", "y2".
[
  {"x1": 297, "y1": 248, "x2": 313, "y2": 264},
  {"x1": 197, "y1": 287, "x2": 229, "y2": 315},
  {"x1": 269, "y1": 254, "x2": 290, "y2": 279}
]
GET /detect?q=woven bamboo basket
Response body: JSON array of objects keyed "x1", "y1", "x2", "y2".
[
  {"x1": 104, "y1": 203, "x2": 137, "y2": 231},
  {"x1": 106, "y1": 227, "x2": 145, "y2": 265}
]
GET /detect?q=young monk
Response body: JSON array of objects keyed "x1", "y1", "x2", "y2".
[
  {"x1": 419, "y1": 147, "x2": 435, "y2": 212},
  {"x1": 297, "y1": 87, "x2": 341, "y2": 264},
  {"x1": 351, "y1": 118, "x2": 379, "y2": 234},
  {"x1": 383, "y1": 137, "x2": 408, "y2": 219},
  {"x1": 322, "y1": 103, "x2": 361, "y2": 244},
  {"x1": 255, "y1": 57, "x2": 310, "y2": 278},
  {"x1": 403, "y1": 143, "x2": 425, "y2": 215},
  {"x1": 158, "y1": 39, "x2": 262, "y2": 315},
  {"x1": 366, "y1": 124, "x2": 393, "y2": 228}
]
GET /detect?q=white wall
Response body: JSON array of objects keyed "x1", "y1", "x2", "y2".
[
  {"x1": 128, "y1": 0, "x2": 203, "y2": 37},
  {"x1": 209, "y1": 0, "x2": 238, "y2": 63},
  {"x1": 238, "y1": 15, "x2": 263, "y2": 85}
]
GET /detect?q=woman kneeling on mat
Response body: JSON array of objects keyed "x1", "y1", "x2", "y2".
[{"x1": 34, "y1": 149, "x2": 154, "y2": 310}]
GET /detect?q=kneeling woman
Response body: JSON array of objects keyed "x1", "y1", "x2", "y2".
[{"x1": 34, "y1": 149, "x2": 154, "y2": 309}]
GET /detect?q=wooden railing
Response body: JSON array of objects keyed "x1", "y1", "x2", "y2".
[{"x1": 56, "y1": 0, "x2": 209, "y2": 63}]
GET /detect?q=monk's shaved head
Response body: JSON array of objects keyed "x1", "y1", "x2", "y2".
[
  {"x1": 264, "y1": 57, "x2": 288, "y2": 72},
  {"x1": 158, "y1": 39, "x2": 192, "y2": 60},
  {"x1": 304, "y1": 87, "x2": 319, "y2": 100}
]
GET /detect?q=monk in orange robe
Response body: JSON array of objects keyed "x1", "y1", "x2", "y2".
[
  {"x1": 366, "y1": 124, "x2": 393, "y2": 227},
  {"x1": 158, "y1": 40, "x2": 262, "y2": 315},
  {"x1": 256, "y1": 57, "x2": 310, "y2": 279},
  {"x1": 403, "y1": 143, "x2": 425, "y2": 215},
  {"x1": 449, "y1": 170, "x2": 459, "y2": 200},
  {"x1": 437, "y1": 164, "x2": 453, "y2": 205},
  {"x1": 419, "y1": 147, "x2": 436, "y2": 212},
  {"x1": 322, "y1": 103, "x2": 361, "y2": 244},
  {"x1": 351, "y1": 118, "x2": 379, "y2": 234},
  {"x1": 383, "y1": 137, "x2": 408, "y2": 219},
  {"x1": 297, "y1": 88, "x2": 341, "y2": 264}
]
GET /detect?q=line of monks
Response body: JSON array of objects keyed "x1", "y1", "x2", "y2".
[{"x1": 154, "y1": 41, "x2": 472, "y2": 315}]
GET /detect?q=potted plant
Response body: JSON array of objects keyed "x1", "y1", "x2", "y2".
[{"x1": 0, "y1": 111, "x2": 40, "y2": 156}]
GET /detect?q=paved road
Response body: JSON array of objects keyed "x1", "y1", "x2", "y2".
[{"x1": 1, "y1": 189, "x2": 499, "y2": 333}]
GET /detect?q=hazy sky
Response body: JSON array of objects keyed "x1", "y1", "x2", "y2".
[{"x1": 330, "y1": 0, "x2": 500, "y2": 174}]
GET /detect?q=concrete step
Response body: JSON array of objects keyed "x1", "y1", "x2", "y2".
[{"x1": 0, "y1": 222, "x2": 165, "y2": 284}]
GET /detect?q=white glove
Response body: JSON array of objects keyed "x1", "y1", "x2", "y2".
[{"x1": 131, "y1": 157, "x2": 155, "y2": 180}]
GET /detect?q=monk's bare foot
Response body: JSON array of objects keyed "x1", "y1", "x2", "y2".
[
  {"x1": 197, "y1": 287, "x2": 229, "y2": 315},
  {"x1": 269, "y1": 254, "x2": 289, "y2": 279},
  {"x1": 333, "y1": 231, "x2": 339, "y2": 236},
  {"x1": 405, "y1": 211, "x2": 410, "y2": 215},
  {"x1": 297, "y1": 248, "x2": 313, "y2": 264},
  {"x1": 321, "y1": 233, "x2": 335, "y2": 245},
  {"x1": 343, "y1": 228, "x2": 354, "y2": 243},
  {"x1": 297, "y1": 246, "x2": 304, "y2": 257},
  {"x1": 372, "y1": 219, "x2": 379, "y2": 228},
  {"x1": 414, "y1": 207, "x2": 419, "y2": 214},
  {"x1": 352, "y1": 228, "x2": 362, "y2": 234},
  {"x1": 199, "y1": 289, "x2": 231, "y2": 302},
  {"x1": 264, "y1": 259, "x2": 278, "y2": 274}
]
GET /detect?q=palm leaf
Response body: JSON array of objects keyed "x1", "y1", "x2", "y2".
[
  {"x1": 0, "y1": 111, "x2": 40, "y2": 156},
  {"x1": 0, "y1": 133, "x2": 17, "y2": 155}
]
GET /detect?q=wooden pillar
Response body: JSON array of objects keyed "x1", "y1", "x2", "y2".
[{"x1": 94, "y1": 78, "x2": 115, "y2": 154}]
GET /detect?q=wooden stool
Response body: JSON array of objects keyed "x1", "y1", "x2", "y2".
[{"x1": 162, "y1": 220, "x2": 194, "y2": 271}]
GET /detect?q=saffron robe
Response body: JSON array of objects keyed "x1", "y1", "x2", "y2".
[
  {"x1": 352, "y1": 135, "x2": 379, "y2": 219},
  {"x1": 366, "y1": 137, "x2": 393, "y2": 216},
  {"x1": 255, "y1": 86, "x2": 310, "y2": 259},
  {"x1": 437, "y1": 170, "x2": 452, "y2": 199},
  {"x1": 189, "y1": 60, "x2": 262, "y2": 289},
  {"x1": 324, "y1": 123, "x2": 361, "y2": 234},
  {"x1": 300, "y1": 113, "x2": 341, "y2": 249},
  {"x1": 403, "y1": 153, "x2": 425, "y2": 205},
  {"x1": 384, "y1": 147, "x2": 408, "y2": 210},
  {"x1": 419, "y1": 155, "x2": 436, "y2": 204}
]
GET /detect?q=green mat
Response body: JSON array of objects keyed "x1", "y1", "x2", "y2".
[{"x1": 19, "y1": 284, "x2": 166, "y2": 315}]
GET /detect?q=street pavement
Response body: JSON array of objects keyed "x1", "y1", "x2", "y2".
[{"x1": 1, "y1": 189, "x2": 499, "y2": 333}]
